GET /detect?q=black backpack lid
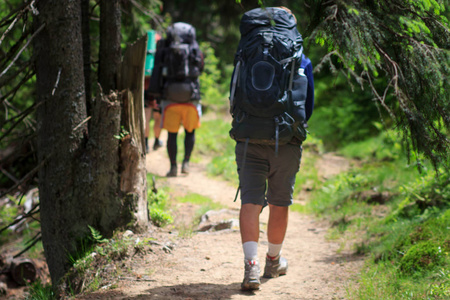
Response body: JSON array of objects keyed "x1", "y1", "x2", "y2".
[
  {"x1": 240, "y1": 7, "x2": 298, "y2": 36},
  {"x1": 167, "y1": 22, "x2": 196, "y2": 44}
]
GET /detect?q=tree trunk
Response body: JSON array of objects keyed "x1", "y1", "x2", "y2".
[
  {"x1": 34, "y1": 0, "x2": 149, "y2": 287},
  {"x1": 98, "y1": 0, "x2": 121, "y2": 93},
  {"x1": 118, "y1": 36, "x2": 149, "y2": 231},
  {"x1": 34, "y1": 0, "x2": 89, "y2": 285},
  {"x1": 81, "y1": 0, "x2": 92, "y2": 111}
]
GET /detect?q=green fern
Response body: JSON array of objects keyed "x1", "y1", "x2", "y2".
[{"x1": 87, "y1": 225, "x2": 108, "y2": 243}]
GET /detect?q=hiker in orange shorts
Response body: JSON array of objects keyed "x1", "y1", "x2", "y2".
[
  {"x1": 147, "y1": 22, "x2": 204, "y2": 177},
  {"x1": 161, "y1": 101, "x2": 201, "y2": 176}
]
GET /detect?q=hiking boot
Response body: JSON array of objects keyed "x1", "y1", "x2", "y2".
[
  {"x1": 181, "y1": 160, "x2": 190, "y2": 174},
  {"x1": 166, "y1": 165, "x2": 177, "y2": 177},
  {"x1": 153, "y1": 139, "x2": 163, "y2": 150},
  {"x1": 263, "y1": 254, "x2": 288, "y2": 278},
  {"x1": 241, "y1": 260, "x2": 260, "y2": 291}
]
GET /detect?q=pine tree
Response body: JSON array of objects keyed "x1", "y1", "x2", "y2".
[{"x1": 306, "y1": 0, "x2": 450, "y2": 170}]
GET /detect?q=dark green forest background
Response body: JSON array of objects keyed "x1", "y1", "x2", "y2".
[
  {"x1": 1, "y1": 0, "x2": 449, "y2": 192},
  {"x1": 1, "y1": 1, "x2": 449, "y2": 298}
]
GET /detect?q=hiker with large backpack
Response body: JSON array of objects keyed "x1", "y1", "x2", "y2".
[
  {"x1": 148, "y1": 22, "x2": 204, "y2": 177},
  {"x1": 229, "y1": 7, "x2": 315, "y2": 290}
]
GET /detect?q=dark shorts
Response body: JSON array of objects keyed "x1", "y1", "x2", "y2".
[{"x1": 235, "y1": 142, "x2": 302, "y2": 207}]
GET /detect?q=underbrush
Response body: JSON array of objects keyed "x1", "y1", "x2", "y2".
[
  {"x1": 56, "y1": 229, "x2": 158, "y2": 299},
  {"x1": 305, "y1": 134, "x2": 450, "y2": 299},
  {"x1": 147, "y1": 180, "x2": 174, "y2": 227}
]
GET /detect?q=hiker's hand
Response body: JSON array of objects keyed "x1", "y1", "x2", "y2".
[{"x1": 149, "y1": 99, "x2": 158, "y2": 109}]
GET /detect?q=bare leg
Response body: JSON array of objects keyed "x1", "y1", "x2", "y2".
[
  {"x1": 267, "y1": 204, "x2": 289, "y2": 244},
  {"x1": 153, "y1": 111, "x2": 162, "y2": 139},
  {"x1": 240, "y1": 203, "x2": 263, "y2": 243},
  {"x1": 144, "y1": 107, "x2": 152, "y2": 152}
]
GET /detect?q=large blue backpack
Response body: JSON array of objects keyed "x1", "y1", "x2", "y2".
[{"x1": 229, "y1": 7, "x2": 308, "y2": 149}]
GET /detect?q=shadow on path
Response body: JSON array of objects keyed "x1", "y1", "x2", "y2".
[{"x1": 81, "y1": 282, "x2": 265, "y2": 299}]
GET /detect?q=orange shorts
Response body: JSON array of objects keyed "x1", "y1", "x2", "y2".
[{"x1": 162, "y1": 103, "x2": 200, "y2": 133}]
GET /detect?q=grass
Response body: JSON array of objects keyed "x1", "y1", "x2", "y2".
[
  {"x1": 169, "y1": 192, "x2": 227, "y2": 237},
  {"x1": 177, "y1": 193, "x2": 226, "y2": 221},
  {"x1": 146, "y1": 173, "x2": 228, "y2": 237},
  {"x1": 195, "y1": 118, "x2": 238, "y2": 184},
  {"x1": 304, "y1": 134, "x2": 450, "y2": 299},
  {"x1": 25, "y1": 280, "x2": 56, "y2": 300}
]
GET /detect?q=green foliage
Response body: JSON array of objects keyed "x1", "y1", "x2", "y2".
[
  {"x1": 25, "y1": 280, "x2": 56, "y2": 300},
  {"x1": 0, "y1": 195, "x2": 43, "y2": 255},
  {"x1": 339, "y1": 126, "x2": 403, "y2": 161},
  {"x1": 400, "y1": 240, "x2": 446, "y2": 274},
  {"x1": 87, "y1": 225, "x2": 109, "y2": 244},
  {"x1": 0, "y1": 1, "x2": 39, "y2": 191},
  {"x1": 309, "y1": 73, "x2": 392, "y2": 149},
  {"x1": 307, "y1": 0, "x2": 450, "y2": 169},
  {"x1": 121, "y1": 0, "x2": 165, "y2": 46},
  {"x1": 195, "y1": 118, "x2": 238, "y2": 184},
  {"x1": 391, "y1": 171, "x2": 450, "y2": 220},
  {"x1": 67, "y1": 225, "x2": 110, "y2": 270},
  {"x1": 0, "y1": 200, "x2": 19, "y2": 244},
  {"x1": 350, "y1": 208, "x2": 450, "y2": 299},
  {"x1": 149, "y1": 208, "x2": 174, "y2": 227},
  {"x1": 113, "y1": 126, "x2": 130, "y2": 140},
  {"x1": 199, "y1": 42, "x2": 229, "y2": 109},
  {"x1": 147, "y1": 188, "x2": 173, "y2": 227},
  {"x1": 178, "y1": 193, "x2": 214, "y2": 205},
  {"x1": 93, "y1": 234, "x2": 132, "y2": 261},
  {"x1": 293, "y1": 151, "x2": 321, "y2": 197},
  {"x1": 307, "y1": 130, "x2": 450, "y2": 298}
]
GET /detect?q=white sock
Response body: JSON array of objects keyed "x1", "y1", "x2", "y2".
[
  {"x1": 243, "y1": 241, "x2": 258, "y2": 261},
  {"x1": 267, "y1": 242, "x2": 283, "y2": 258}
]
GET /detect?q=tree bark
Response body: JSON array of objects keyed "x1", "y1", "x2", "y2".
[
  {"x1": 98, "y1": 0, "x2": 121, "y2": 93},
  {"x1": 34, "y1": 0, "x2": 89, "y2": 285},
  {"x1": 81, "y1": 0, "x2": 92, "y2": 111},
  {"x1": 118, "y1": 36, "x2": 149, "y2": 231},
  {"x1": 34, "y1": 0, "x2": 148, "y2": 287}
]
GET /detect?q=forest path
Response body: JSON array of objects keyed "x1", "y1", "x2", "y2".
[{"x1": 82, "y1": 129, "x2": 363, "y2": 300}]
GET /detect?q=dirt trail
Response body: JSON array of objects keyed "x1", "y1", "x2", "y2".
[{"x1": 81, "y1": 130, "x2": 363, "y2": 300}]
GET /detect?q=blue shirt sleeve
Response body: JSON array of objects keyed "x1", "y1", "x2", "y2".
[{"x1": 301, "y1": 54, "x2": 314, "y2": 121}]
